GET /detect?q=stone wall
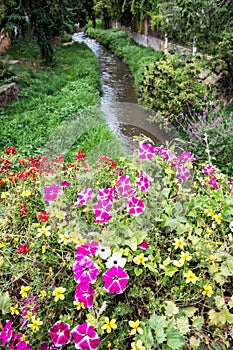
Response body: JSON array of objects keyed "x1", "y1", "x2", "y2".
[{"x1": 0, "y1": 83, "x2": 18, "y2": 108}]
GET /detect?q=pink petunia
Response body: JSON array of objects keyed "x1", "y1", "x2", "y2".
[
  {"x1": 127, "y1": 197, "x2": 145, "y2": 216},
  {"x1": 116, "y1": 175, "x2": 136, "y2": 199},
  {"x1": 137, "y1": 172, "x2": 153, "y2": 191},
  {"x1": 208, "y1": 177, "x2": 219, "y2": 190},
  {"x1": 43, "y1": 184, "x2": 59, "y2": 202},
  {"x1": 176, "y1": 165, "x2": 190, "y2": 182},
  {"x1": 93, "y1": 199, "x2": 112, "y2": 224},
  {"x1": 138, "y1": 240, "x2": 150, "y2": 250},
  {"x1": 74, "y1": 188, "x2": 93, "y2": 207},
  {"x1": 73, "y1": 256, "x2": 100, "y2": 284},
  {"x1": 203, "y1": 165, "x2": 215, "y2": 176},
  {"x1": 0, "y1": 320, "x2": 13, "y2": 346},
  {"x1": 49, "y1": 322, "x2": 71, "y2": 347},
  {"x1": 102, "y1": 266, "x2": 129, "y2": 294},
  {"x1": 138, "y1": 143, "x2": 156, "y2": 161},
  {"x1": 60, "y1": 181, "x2": 71, "y2": 188},
  {"x1": 71, "y1": 322, "x2": 100, "y2": 350},
  {"x1": 74, "y1": 281, "x2": 96, "y2": 308},
  {"x1": 75, "y1": 241, "x2": 99, "y2": 260},
  {"x1": 97, "y1": 187, "x2": 116, "y2": 202},
  {"x1": 178, "y1": 151, "x2": 195, "y2": 163}
]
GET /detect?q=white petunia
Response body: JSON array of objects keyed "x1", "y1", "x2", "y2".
[{"x1": 106, "y1": 252, "x2": 126, "y2": 269}]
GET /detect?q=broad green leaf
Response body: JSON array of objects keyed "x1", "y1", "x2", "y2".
[
  {"x1": 211, "y1": 341, "x2": 228, "y2": 350},
  {"x1": 219, "y1": 307, "x2": 233, "y2": 323},
  {"x1": 176, "y1": 316, "x2": 190, "y2": 335},
  {"x1": 165, "y1": 301, "x2": 179, "y2": 316},
  {"x1": 164, "y1": 265, "x2": 178, "y2": 277},
  {"x1": 192, "y1": 316, "x2": 204, "y2": 329},
  {"x1": 126, "y1": 237, "x2": 138, "y2": 251},
  {"x1": 155, "y1": 327, "x2": 167, "y2": 344},
  {"x1": 148, "y1": 314, "x2": 167, "y2": 330},
  {"x1": 179, "y1": 306, "x2": 197, "y2": 318},
  {"x1": 189, "y1": 336, "x2": 201, "y2": 349},
  {"x1": 166, "y1": 328, "x2": 185, "y2": 349},
  {"x1": 134, "y1": 267, "x2": 143, "y2": 276},
  {"x1": 215, "y1": 296, "x2": 225, "y2": 309},
  {"x1": 145, "y1": 328, "x2": 154, "y2": 346},
  {"x1": 176, "y1": 224, "x2": 188, "y2": 235},
  {"x1": 213, "y1": 273, "x2": 226, "y2": 285},
  {"x1": 0, "y1": 292, "x2": 12, "y2": 315}
]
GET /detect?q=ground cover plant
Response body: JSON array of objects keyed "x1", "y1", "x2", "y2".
[
  {"x1": 0, "y1": 38, "x2": 116, "y2": 158},
  {"x1": 0, "y1": 139, "x2": 233, "y2": 349}
]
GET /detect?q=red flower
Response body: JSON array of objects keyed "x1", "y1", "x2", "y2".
[
  {"x1": 17, "y1": 245, "x2": 30, "y2": 254},
  {"x1": 37, "y1": 211, "x2": 50, "y2": 222},
  {"x1": 75, "y1": 150, "x2": 86, "y2": 161},
  {"x1": 4, "y1": 146, "x2": 17, "y2": 155}
]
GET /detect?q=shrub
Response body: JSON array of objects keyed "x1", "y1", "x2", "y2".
[{"x1": 139, "y1": 52, "x2": 216, "y2": 120}]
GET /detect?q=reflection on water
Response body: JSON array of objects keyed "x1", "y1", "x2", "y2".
[{"x1": 72, "y1": 32, "x2": 178, "y2": 153}]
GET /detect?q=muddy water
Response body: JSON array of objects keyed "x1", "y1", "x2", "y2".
[{"x1": 72, "y1": 32, "x2": 176, "y2": 153}]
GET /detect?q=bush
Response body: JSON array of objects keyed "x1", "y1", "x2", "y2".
[{"x1": 139, "y1": 52, "x2": 216, "y2": 121}]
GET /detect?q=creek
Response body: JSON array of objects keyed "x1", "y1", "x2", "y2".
[{"x1": 72, "y1": 32, "x2": 176, "y2": 154}]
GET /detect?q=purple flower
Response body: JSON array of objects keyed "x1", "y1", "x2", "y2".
[
  {"x1": 178, "y1": 151, "x2": 195, "y2": 163},
  {"x1": 43, "y1": 184, "x2": 59, "y2": 202},
  {"x1": 75, "y1": 241, "x2": 99, "y2": 260},
  {"x1": 127, "y1": 197, "x2": 145, "y2": 216},
  {"x1": 138, "y1": 143, "x2": 156, "y2": 160},
  {"x1": 60, "y1": 181, "x2": 71, "y2": 188},
  {"x1": 0, "y1": 320, "x2": 13, "y2": 346},
  {"x1": 74, "y1": 188, "x2": 93, "y2": 207},
  {"x1": 93, "y1": 199, "x2": 112, "y2": 224},
  {"x1": 40, "y1": 342, "x2": 57, "y2": 350},
  {"x1": 49, "y1": 322, "x2": 71, "y2": 347},
  {"x1": 208, "y1": 177, "x2": 219, "y2": 190},
  {"x1": 102, "y1": 266, "x2": 129, "y2": 294},
  {"x1": 74, "y1": 281, "x2": 96, "y2": 308},
  {"x1": 71, "y1": 322, "x2": 100, "y2": 350},
  {"x1": 97, "y1": 187, "x2": 116, "y2": 202},
  {"x1": 137, "y1": 172, "x2": 153, "y2": 191},
  {"x1": 176, "y1": 165, "x2": 190, "y2": 182},
  {"x1": 116, "y1": 175, "x2": 136, "y2": 199},
  {"x1": 73, "y1": 256, "x2": 100, "y2": 284},
  {"x1": 203, "y1": 165, "x2": 215, "y2": 176}
]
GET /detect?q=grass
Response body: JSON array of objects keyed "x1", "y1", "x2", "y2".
[{"x1": 0, "y1": 37, "x2": 123, "y2": 159}]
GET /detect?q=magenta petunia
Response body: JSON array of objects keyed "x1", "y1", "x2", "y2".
[
  {"x1": 93, "y1": 199, "x2": 112, "y2": 224},
  {"x1": 97, "y1": 187, "x2": 116, "y2": 202},
  {"x1": 0, "y1": 320, "x2": 13, "y2": 346},
  {"x1": 49, "y1": 322, "x2": 71, "y2": 347},
  {"x1": 138, "y1": 143, "x2": 156, "y2": 161},
  {"x1": 72, "y1": 322, "x2": 100, "y2": 350},
  {"x1": 176, "y1": 165, "x2": 190, "y2": 182},
  {"x1": 208, "y1": 177, "x2": 219, "y2": 190},
  {"x1": 116, "y1": 175, "x2": 136, "y2": 199},
  {"x1": 75, "y1": 241, "x2": 99, "y2": 260},
  {"x1": 60, "y1": 181, "x2": 71, "y2": 188},
  {"x1": 74, "y1": 188, "x2": 93, "y2": 207},
  {"x1": 137, "y1": 172, "x2": 153, "y2": 191},
  {"x1": 43, "y1": 184, "x2": 59, "y2": 202},
  {"x1": 203, "y1": 165, "x2": 215, "y2": 176},
  {"x1": 138, "y1": 240, "x2": 150, "y2": 249},
  {"x1": 178, "y1": 151, "x2": 195, "y2": 163},
  {"x1": 102, "y1": 266, "x2": 129, "y2": 294},
  {"x1": 73, "y1": 256, "x2": 100, "y2": 284},
  {"x1": 127, "y1": 197, "x2": 145, "y2": 216},
  {"x1": 74, "y1": 281, "x2": 96, "y2": 308}
]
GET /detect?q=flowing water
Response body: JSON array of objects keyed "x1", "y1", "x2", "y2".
[{"x1": 72, "y1": 32, "x2": 177, "y2": 154}]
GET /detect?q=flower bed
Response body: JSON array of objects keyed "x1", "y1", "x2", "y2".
[{"x1": 0, "y1": 141, "x2": 233, "y2": 349}]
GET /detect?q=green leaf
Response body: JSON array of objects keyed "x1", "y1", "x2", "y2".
[
  {"x1": 189, "y1": 336, "x2": 201, "y2": 349},
  {"x1": 213, "y1": 273, "x2": 226, "y2": 285},
  {"x1": 176, "y1": 316, "x2": 190, "y2": 335},
  {"x1": 0, "y1": 292, "x2": 12, "y2": 315},
  {"x1": 211, "y1": 341, "x2": 228, "y2": 350},
  {"x1": 126, "y1": 237, "x2": 138, "y2": 251},
  {"x1": 134, "y1": 267, "x2": 143, "y2": 276},
  {"x1": 145, "y1": 328, "x2": 154, "y2": 346},
  {"x1": 155, "y1": 327, "x2": 167, "y2": 344},
  {"x1": 179, "y1": 306, "x2": 197, "y2": 318},
  {"x1": 148, "y1": 314, "x2": 167, "y2": 330},
  {"x1": 164, "y1": 265, "x2": 178, "y2": 277},
  {"x1": 165, "y1": 301, "x2": 179, "y2": 316},
  {"x1": 166, "y1": 328, "x2": 185, "y2": 349},
  {"x1": 192, "y1": 316, "x2": 204, "y2": 329}
]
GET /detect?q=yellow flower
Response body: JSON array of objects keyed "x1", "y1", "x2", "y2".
[
  {"x1": 73, "y1": 301, "x2": 85, "y2": 310},
  {"x1": 0, "y1": 242, "x2": 5, "y2": 248},
  {"x1": 40, "y1": 290, "x2": 47, "y2": 298},
  {"x1": 214, "y1": 213, "x2": 222, "y2": 224},
  {"x1": 133, "y1": 253, "x2": 148, "y2": 265},
  {"x1": 58, "y1": 233, "x2": 72, "y2": 245},
  {"x1": 204, "y1": 209, "x2": 215, "y2": 219},
  {"x1": 22, "y1": 190, "x2": 31, "y2": 197},
  {"x1": 11, "y1": 305, "x2": 19, "y2": 315},
  {"x1": 0, "y1": 258, "x2": 4, "y2": 266},
  {"x1": 23, "y1": 311, "x2": 33, "y2": 319},
  {"x1": 1, "y1": 192, "x2": 9, "y2": 199},
  {"x1": 184, "y1": 270, "x2": 198, "y2": 284},
  {"x1": 28, "y1": 316, "x2": 43, "y2": 332},
  {"x1": 209, "y1": 255, "x2": 215, "y2": 263},
  {"x1": 37, "y1": 226, "x2": 51, "y2": 238},
  {"x1": 173, "y1": 237, "x2": 186, "y2": 250},
  {"x1": 14, "y1": 237, "x2": 19, "y2": 242},
  {"x1": 101, "y1": 317, "x2": 117, "y2": 333},
  {"x1": 20, "y1": 334, "x2": 26, "y2": 342},
  {"x1": 131, "y1": 340, "x2": 146, "y2": 350},
  {"x1": 53, "y1": 287, "x2": 66, "y2": 302},
  {"x1": 41, "y1": 246, "x2": 46, "y2": 253},
  {"x1": 20, "y1": 286, "x2": 32, "y2": 297},
  {"x1": 128, "y1": 320, "x2": 143, "y2": 335},
  {"x1": 181, "y1": 251, "x2": 192, "y2": 261},
  {"x1": 202, "y1": 283, "x2": 213, "y2": 297}
]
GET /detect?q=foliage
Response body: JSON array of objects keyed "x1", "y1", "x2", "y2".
[
  {"x1": 0, "y1": 40, "x2": 112, "y2": 157},
  {"x1": 0, "y1": 139, "x2": 233, "y2": 349}
]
